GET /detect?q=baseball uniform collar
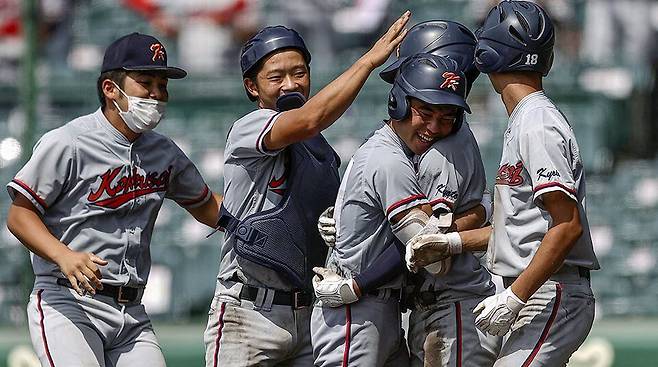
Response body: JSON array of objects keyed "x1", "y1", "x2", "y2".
[
  {"x1": 509, "y1": 90, "x2": 546, "y2": 123},
  {"x1": 382, "y1": 121, "x2": 415, "y2": 158},
  {"x1": 94, "y1": 108, "x2": 132, "y2": 145}
]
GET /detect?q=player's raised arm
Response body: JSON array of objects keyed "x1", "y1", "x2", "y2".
[{"x1": 262, "y1": 11, "x2": 410, "y2": 151}]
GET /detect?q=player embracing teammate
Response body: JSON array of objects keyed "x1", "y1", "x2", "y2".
[{"x1": 408, "y1": 1, "x2": 600, "y2": 366}]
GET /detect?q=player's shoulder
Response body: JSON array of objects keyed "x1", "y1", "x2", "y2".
[
  {"x1": 360, "y1": 127, "x2": 413, "y2": 172},
  {"x1": 232, "y1": 108, "x2": 278, "y2": 130},
  {"x1": 517, "y1": 95, "x2": 571, "y2": 133},
  {"x1": 40, "y1": 110, "x2": 101, "y2": 145},
  {"x1": 227, "y1": 108, "x2": 279, "y2": 142}
]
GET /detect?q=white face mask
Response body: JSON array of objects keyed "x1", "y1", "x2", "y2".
[{"x1": 112, "y1": 82, "x2": 167, "y2": 133}]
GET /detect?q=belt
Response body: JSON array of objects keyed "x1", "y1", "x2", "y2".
[
  {"x1": 502, "y1": 266, "x2": 590, "y2": 288},
  {"x1": 239, "y1": 285, "x2": 313, "y2": 309},
  {"x1": 57, "y1": 279, "x2": 142, "y2": 304},
  {"x1": 365, "y1": 288, "x2": 401, "y2": 301}
]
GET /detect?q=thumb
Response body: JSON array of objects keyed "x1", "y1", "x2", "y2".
[
  {"x1": 473, "y1": 301, "x2": 485, "y2": 315},
  {"x1": 90, "y1": 254, "x2": 108, "y2": 265},
  {"x1": 327, "y1": 206, "x2": 334, "y2": 217},
  {"x1": 313, "y1": 267, "x2": 329, "y2": 278}
]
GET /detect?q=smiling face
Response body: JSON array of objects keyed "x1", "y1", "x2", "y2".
[
  {"x1": 392, "y1": 98, "x2": 460, "y2": 155},
  {"x1": 244, "y1": 49, "x2": 310, "y2": 110}
]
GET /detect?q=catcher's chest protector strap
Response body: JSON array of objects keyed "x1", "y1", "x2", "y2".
[{"x1": 219, "y1": 135, "x2": 341, "y2": 289}]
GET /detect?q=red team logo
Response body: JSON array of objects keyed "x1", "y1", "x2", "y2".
[
  {"x1": 496, "y1": 161, "x2": 525, "y2": 186},
  {"x1": 150, "y1": 43, "x2": 165, "y2": 62},
  {"x1": 88, "y1": 166, "x2": 171, "y2": 208},
  {"x1": 440, "y1": 72, "x2": 461, "y2": 91},
  {"x1": 268, "y1": 174, "x2": 286, "y2": 196}
]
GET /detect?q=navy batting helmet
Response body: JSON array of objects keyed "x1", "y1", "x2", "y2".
[
  {"x1": 240, "y1": 25, "x2": 311, "y2": 100},
  {"x1": 388, "y1": 53, "x2": 470, "y2": 122},
  {"x1": 379, "y1": 20, "x2": 479, "y2": 96},
  {"x1": 475, "y1": 0, "x2": 554, "y2": 76}
]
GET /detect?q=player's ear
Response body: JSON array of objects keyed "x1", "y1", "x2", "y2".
[
  {"x1": 244, "y1": 78, "x2": 259, "y2": 100},
  {"x1": 102, "y1": 79, "x2": 121, "y2": 101}
]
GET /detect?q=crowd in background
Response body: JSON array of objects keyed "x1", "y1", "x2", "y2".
[{"x1": 1, "y1": 0, "x2": 657, "y2": 159}]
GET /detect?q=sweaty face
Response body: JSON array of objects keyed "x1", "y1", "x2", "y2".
[
  {"x1": 393, "y1": 98, "x2": 460, "y2": 155},
  {"x1": 245, "y1": 49, "x2": 310, "y2": 110}
]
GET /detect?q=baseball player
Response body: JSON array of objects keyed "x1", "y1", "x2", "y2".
[
  {"x1": 409, "y1": 2, "x2": 600, "y2": 365},
  {"x1": 310, "y1": 53, "x2": 471, "y2": 367},
  {"x1": 202, "y1": 13, "x2": 410, "y2": 367},
  {"x1": 5, "y1": 32, "x2": 222, "y2": 367},
  {"x1": 315, "y1": 20, "x2": 501, "y2": 367}
]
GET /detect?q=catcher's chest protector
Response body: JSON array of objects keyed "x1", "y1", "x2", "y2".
[{"x1": 219, "y1": 135, "x2": 341, "y2": 290}]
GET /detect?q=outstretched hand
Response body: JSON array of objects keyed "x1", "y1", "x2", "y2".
[{"x1": 361, "y1": 11, "x2": 411, "y2": 69}]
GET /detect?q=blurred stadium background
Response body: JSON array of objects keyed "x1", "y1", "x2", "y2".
[{"x1": 0, "y1": 0, "x2": 657, "y2": 366}]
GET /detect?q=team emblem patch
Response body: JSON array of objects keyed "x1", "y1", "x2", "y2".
[
  {"x1": 150, "y1": 43, "x2": 166, "y2": 62},
  {"x1": 496, "y1": 161, "x2": 524, "y2": 186},
  {"x1": 440, "y1": 72, "x2": 461, "y2": 91}
]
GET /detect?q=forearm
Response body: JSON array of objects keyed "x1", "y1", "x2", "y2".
[
  {"x1": 511, "y1": 223, "x2": 580, "y2": 301},
  {"x1": 453, "y1": 204, "x2": 486, "y2": 232},
  {"x1": 186, "y1": 192, "x2": 223, "y2": 227},
  {"x1": 294, "y1": 59, "x2": 375, "y2": 134},
  {"x1": 7, "y1": 203, "x2": 70, "y2": 264},
  {"x1": 353, "y1": 241, "x2": 405, "y2": 294},
  {"x1": 457, "y1": 225, "x2": 491, "y2": 252}
]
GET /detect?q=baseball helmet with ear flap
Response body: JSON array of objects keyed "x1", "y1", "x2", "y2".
[
  {"x1": 380, "y1": 20, "x2": 479, "y2": 96},
  {"x1": 240, "y1": 25, "x2": 311, "y2": 101},
  {"x1": 475, "y1": 0, "x2": 555, "y2": 76},
  {"x1": 388, "y1": 53, "x2": 470, "y2": 132}
]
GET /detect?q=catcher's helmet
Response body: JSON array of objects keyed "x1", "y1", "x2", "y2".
[
  {"x1": 379, "y1": 20, "x2": 479, "y2": 96},
  {"x1": 240, "y1": 26, "x2": 311, "y2": 100},
  {"x1": 388, "y1": 53, "x2": 470, "y2": 122},
  {"x1": 475, "y1": 0, "x2": 554, "y2": 76}
]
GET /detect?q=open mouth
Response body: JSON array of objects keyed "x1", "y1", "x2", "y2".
[{"x1": 417, "y1": 132, "x2": 435, "y2": 143}]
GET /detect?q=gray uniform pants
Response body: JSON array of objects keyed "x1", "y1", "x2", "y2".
[
  {"x1": 408, "y1": 296, "x2": 502, "y2": 367},
  {"x1": 310, "y1": 293, "x2": 409, "y2": 367},
  {"x1": 28, "y1": 277, "x2": 165, "y2": 367},
  {"x1": 203, "y1": 280, "x2": 313, "y2": 367},
  {"x1": 495, "y1": 276, "x2": 595, "y2": 366}
]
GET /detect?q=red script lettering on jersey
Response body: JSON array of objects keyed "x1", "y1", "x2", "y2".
[
  {"x1": 496, "y1": 161, "x2": 524, "y2": 186},
  {"x1": 88, "y1": 166, "x2": 171, "y2": 208}
]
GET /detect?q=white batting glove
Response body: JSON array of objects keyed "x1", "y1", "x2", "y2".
[
  {"x1": 473, "y1": 287, "x2": 526, "y2": 336},
  {"x1": 312, "y1": 267, "x2": 359, "y2": 307},
  {"x1": 423, "y1": 257, "x2": 452, "y2": 276},
  {"x1": 405, "y1": 232, "x2": 462, "y2": 271},
  {"x1": 317, "y1": 206, "x2": 336, "y2": 247}
]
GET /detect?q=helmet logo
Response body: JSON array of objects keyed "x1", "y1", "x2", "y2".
[
  {"x1": 150, "y1": 43, "x2": 166, "y2": 62},
  {"x1": 440, "y1": 72, "x2": 461, "y2": 91}
]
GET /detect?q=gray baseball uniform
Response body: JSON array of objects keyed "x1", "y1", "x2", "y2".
[
  {"x1": 408, "y1": 121, "x2": 500, "y2": 367},
  {"x1": 8, "y1": 108, "x2": 211, "y2": 367},
  {"x1": 488, "y1": 91, "x2": 599, "y2": 366},
  {"x1": 311, "y1": 123, "x2": 427, "y2": 367},
  {"x1": 204, "y1": 109, "x2": 313, "y2": 367}
]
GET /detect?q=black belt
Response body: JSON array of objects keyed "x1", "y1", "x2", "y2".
[
  {"x1": 502, "y1": 267, "x2": 591, "y2": 288},
  {"x1": 239, "y1": 285, "x2": 313, "y2": 309},
  {"x1": 365, "y1": 288, "x2": 401, "y2": 300},
  {"x1": 57, "y1": 279, "x2": 141, "y2": 304}
]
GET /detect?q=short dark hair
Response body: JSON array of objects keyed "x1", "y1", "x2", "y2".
[{"x1": 97, "y1": 70, "x2": 127, "y2": 109}]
